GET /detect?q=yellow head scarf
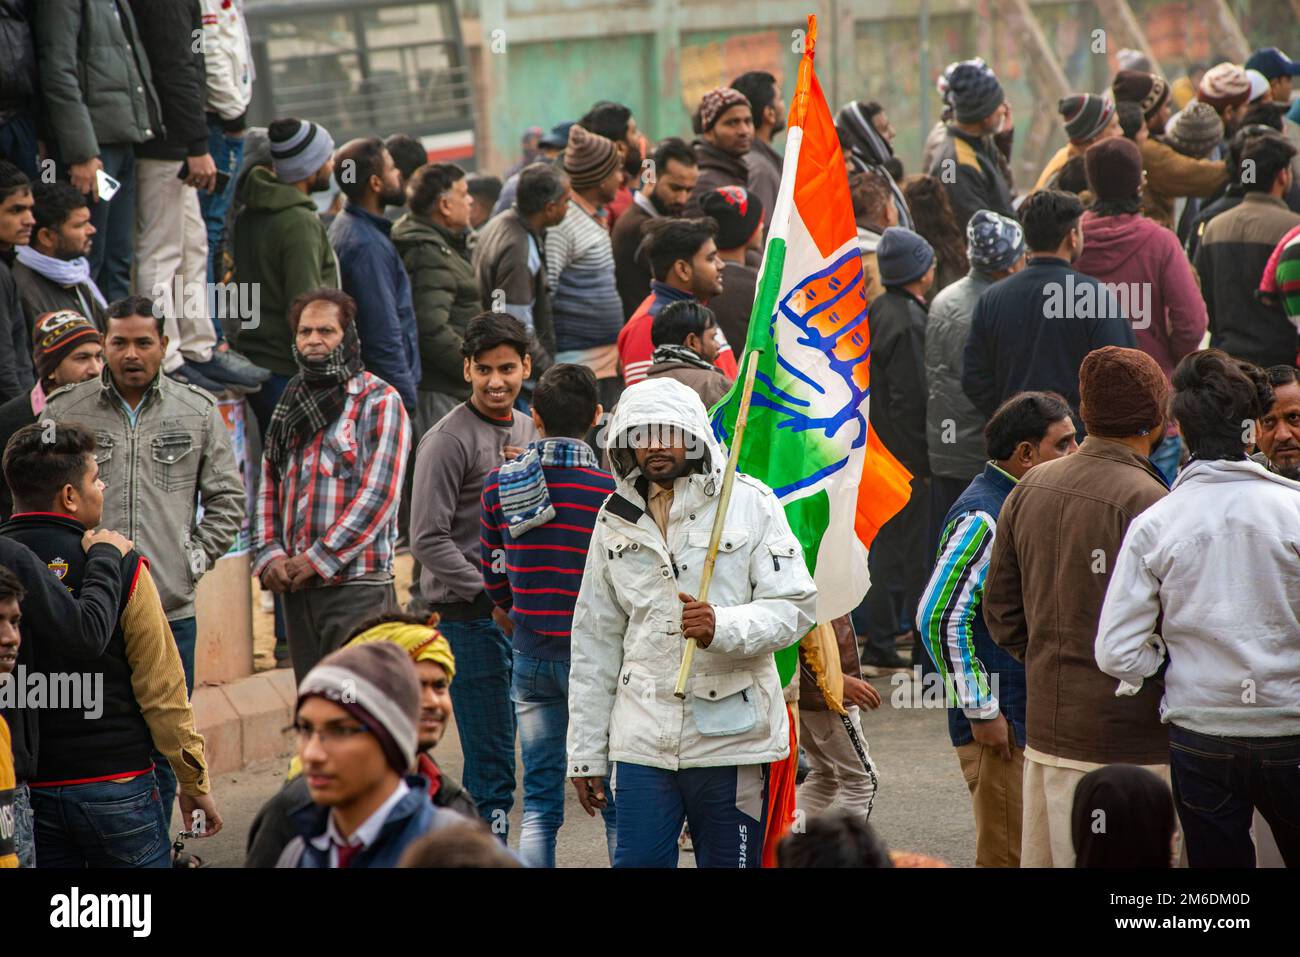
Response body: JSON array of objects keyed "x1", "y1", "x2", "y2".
[
  {"x1": 286, "y1": 619, "x2": 455, "y2": 780},
  {"x1": 345, "y1": 620, "x2": 456, "y2": 682}
]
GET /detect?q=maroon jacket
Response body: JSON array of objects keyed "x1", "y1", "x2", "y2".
[{"x1": 1074, "y1": 211, "x2": 1207, "y2": 383}]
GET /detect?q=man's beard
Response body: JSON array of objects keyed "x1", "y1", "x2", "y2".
[
  {"x1": 623, "y1": 142, "x2": 643, "y2": 179},
  {"x1": 1270, "y1": 456, "x2": 1300, "y2": 480},
  {"x1": 649, "y1": 189, "x2": 683, "y2": 217},
  {"x1": 380, "y1": 185, "x2": 406, "y2": 207}
]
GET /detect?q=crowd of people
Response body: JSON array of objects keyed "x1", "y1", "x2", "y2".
[{"x1": 0, "y1": 0, "x2": 1298, "y2": 870}]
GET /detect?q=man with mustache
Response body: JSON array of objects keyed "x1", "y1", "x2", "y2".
[
  {"x1": 1254, "y1": 365, "x2": 1300, "y2": 478},
  {"x1": 328, "y1": 137, "x2": 420, "y2": 414},
  {"x1": 43, "y1": 293, "x2": 244, "y2": 831},
  {"x1": 611, "y1": 137, "x2": 699, "y2": 317},
  {"x1": 252, "y1": 289, "x2": 410, "y2": 685},
  {"x1": 0, "y1": 161, "x2": 36, "y2": 402}
]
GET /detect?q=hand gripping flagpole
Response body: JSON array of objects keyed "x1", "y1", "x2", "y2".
[{"x1": 673, "y1": 348, "x2": 762, "y2": 699}]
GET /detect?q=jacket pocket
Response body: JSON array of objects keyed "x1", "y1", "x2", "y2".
[
  {"x1": 319, "y1": 427, "x2": 358, "y2": 481},
  {"x1": 683, "y1": 529, "x2": 750, "y2": 580},
  {"x1": 690, "y1": 670, "x2": 758, "y2": 737},
  {"x1": 151, "y1": 431, "x2": 198, "y2": 493},
  {"x1": 93, "y1": 430, "x2": 115, "y2": 486}
]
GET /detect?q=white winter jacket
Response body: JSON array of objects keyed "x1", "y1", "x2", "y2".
[
  {"x1": 202, "y1": 0, "x2": 253, "y2": 122},
  {"x1": 1096, "y1": 458, "x2": 1300, "y2": 737},
  {"x1": 567, "y1": 378, "x2": 817, "y2": 777}
]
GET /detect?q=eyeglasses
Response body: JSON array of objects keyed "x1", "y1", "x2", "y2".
[{"x1": 288, "y1": 721, "x2": 371, "y2": 747}]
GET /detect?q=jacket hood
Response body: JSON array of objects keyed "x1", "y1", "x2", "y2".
[
  {"x1": 605, "y1": 378, "x2": 725, "y2": 492},
  {"x1": 1079, "y1": 211, "x2": 1161, "y2": 273},
  {"x1": 238, "y1": 165, "x2": 320, "y2": 213},
  {"x1": 390, "y1": 212, "x2": 467, "y2": 250},
  {"x1": 857, "y1": 225, "x2": 882, "y2": 254},
  {"x1": 1171, "y1": 456, "x2": 1300, "y2": 494}
]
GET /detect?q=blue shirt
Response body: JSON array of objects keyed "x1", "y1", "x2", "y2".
[{"x1": 328, "y1": 203, "x2": 420, "y2": 409}]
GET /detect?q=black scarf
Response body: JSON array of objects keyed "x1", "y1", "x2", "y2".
[
  {"x1": 265, "y1": 322, "x2": 364, "y2": 475},
  {"x1": 651, "y1": 342, "x2": 716, "y2": 372}
]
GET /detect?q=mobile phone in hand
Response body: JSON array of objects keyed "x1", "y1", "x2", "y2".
[
  {"x1": 95, "y1": 169, "x2": 122, "y2": 201},
  {"x1": 176, "y1": 161, "x2": 231, "y2": 193}
]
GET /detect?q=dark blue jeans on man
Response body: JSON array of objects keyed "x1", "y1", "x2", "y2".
[
  {"x1": 441, "y1": 617, "x2": 516, "y2": 837},
  {"x1": 83, "y1": 144, "x2": 137, "y2": 302},
  {"x1": 611, "y1": 762, "x2": 769, "y2": 868},
  {"x1": 30, "y1": 770, "x2": 170, "y2": 867},
  {"x1": 511, "y1": 651, "x2": 615, "y2": 866},
  {"x1": 199, "y1": 119, "x2": 244, "y2": 286},
  {"x1": 1169, "y1": 723, "x2": 1300, "y2": 867},
  {"x1": 152, "y1": 615, "x2": 197, "y2": 833}
]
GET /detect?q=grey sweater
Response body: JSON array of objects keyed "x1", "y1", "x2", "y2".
[{"x1": 410, "y1": 401, "x2": 537, "y2": 617}]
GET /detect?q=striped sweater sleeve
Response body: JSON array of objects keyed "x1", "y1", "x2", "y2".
[
  {"x1": 121, "y1": 563, "x2": 210, "y2": 795},
  {"x1": 917, "y1": 510, "x2": 1000, "y2": 719}
]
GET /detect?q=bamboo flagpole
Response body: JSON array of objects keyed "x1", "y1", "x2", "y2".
[{"x1": 673, "y1": 348, "x2": 762, "y2": 699}]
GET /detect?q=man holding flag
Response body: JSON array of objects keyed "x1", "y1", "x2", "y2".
[
  {"x1": 705, "y1": 13, "x2": 915, "y2": 857},
  {"x1": 566, "y1": 377, "x2": 816, "y2": 868}
]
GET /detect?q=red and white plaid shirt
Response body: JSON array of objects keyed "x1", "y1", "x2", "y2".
[{"x1": 252, "y1": 373, "x2": 411, "y2": 583}]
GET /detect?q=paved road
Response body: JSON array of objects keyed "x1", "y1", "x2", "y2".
[{"x1": 196, "y1": 667, "x2": 975, "y2": 867}]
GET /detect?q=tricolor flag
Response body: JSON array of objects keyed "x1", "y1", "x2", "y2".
[{"x1": 711, "y1": 14, "x2": 913, "y2": 687}]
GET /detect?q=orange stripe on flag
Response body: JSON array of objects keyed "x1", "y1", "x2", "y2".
[{"x1": 855, "y1": 427, "x2": 914, "y2": 548}]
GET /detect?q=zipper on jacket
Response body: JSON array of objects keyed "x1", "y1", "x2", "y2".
[
  {"x1": 669, "y1": 552, "x2": 680, "y2": 578},
  {"x1": 772, "y1": 552, "x2": 781, "y2": 572}
]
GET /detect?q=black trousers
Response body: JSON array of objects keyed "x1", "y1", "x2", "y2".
[{"x1": 853, "y1": 476, "x2": 931, "y2": 667}]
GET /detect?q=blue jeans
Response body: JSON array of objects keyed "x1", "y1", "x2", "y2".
[
  {"x1": 30, "y1": 771, "x2": 170, "y2": 868},
  {"x1": 611, "y1": 762, "x2": 769, "y2": 868},
  {"x1": 1169, "y1": 724, "x2": 1300, "y2": 868},
  {"x1": 13, "y1": 782, "x2": 35, "y2": 868},
  {"x1": 511, "y1": 652, "x2": 615, "y2": 867},
  {"x1": 1149, "y1": 433, "x2": 1182, "y2": 486},
  {"x1": 84, "y1": 144, "x2": 137, "y2": 303},
  {"x1": 153, "y1": 615, "x2": 197, "y2": 832},
  {"x1": 441, "y1": 617, "x2": 516, "y2": 836},
  {"x1": 199, "y1": 119, "x2": 244, "y2": 287}
]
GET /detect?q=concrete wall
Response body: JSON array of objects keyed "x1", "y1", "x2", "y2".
[{"x1": 458, "y1": 0, "x2": 1300, "y2": 175}]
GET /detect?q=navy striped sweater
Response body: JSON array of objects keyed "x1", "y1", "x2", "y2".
[{"x1": 480, "y1": 455, "x2": 615, "y2": 660}]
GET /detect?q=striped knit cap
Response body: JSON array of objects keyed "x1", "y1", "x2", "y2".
[
  {"x1": 1058, "y1": 93, "x2": 1115, "y2": 143},
  {"x1": 297, "y1": 642, "x2": 420, "y2": 774},
  {"x1": 1111, "y1": 70, "x2": 1170, "y2": 121},
  {"x1": 269, "y1": 118, "x2": 336, "y2": 184},
  {"x1": 563, "y1": 124, "x2": 621, "y2": 190}
]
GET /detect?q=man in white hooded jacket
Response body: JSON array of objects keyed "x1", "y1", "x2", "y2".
[
  {"x1": 1096, "y1": 350, "x2": 1300, "y2": 868},
  {"x1": 567, "y1": 377, "x2": 816, "y2": 868}
]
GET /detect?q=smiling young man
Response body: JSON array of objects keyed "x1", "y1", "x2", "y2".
[
  {"x1": 244, "y1": 613, "x2": 475, "y2": 867},
  {"x1": 411, "y1": 313, "x2": 537, "y2": 837},
  {"x1": 253, "y1": 289, "x2": 411, "y2": 684},
  {"x1": 1, "y1": 421, "x2": 220, "y2": 867}
]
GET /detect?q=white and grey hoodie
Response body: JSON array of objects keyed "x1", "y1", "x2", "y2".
[{"x1": 1096, "y1": 457, "x2": 1300, "y2": 737}]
